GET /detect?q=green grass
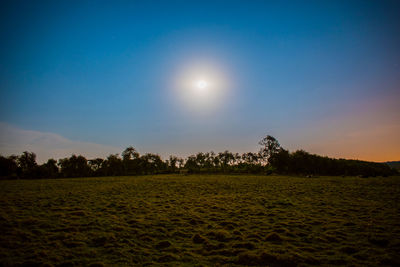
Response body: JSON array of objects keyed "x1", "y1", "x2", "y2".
[{"x1": 1, "y1": 175, "x2": 400, "y2": 266}]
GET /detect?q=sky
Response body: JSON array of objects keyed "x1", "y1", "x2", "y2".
[{"x1": 0, "y1": 0, "x2": 399, "y2": 163}]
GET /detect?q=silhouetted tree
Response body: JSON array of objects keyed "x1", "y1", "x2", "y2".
[
  {"x1": 122, "y1": 146, "x2": 139, "y2": 161},
  {"x1": 269, "y1": 149, "x2": 290, "y2": 173},
  {"x1": 167, "y1": 155, "x2": 179, "y2": 172},
  {"x1": 88, "y1": 158, "x2": 104, "y2": 176},
  {"x1": 17, "y1": 151, "x2": 38, "y2": 178},
  {"x1": 139, "y1": 153, "x2": 167, "y2": 174},
  {"x1": 177, "y1": 158, "x2": 185, "y2": 168},
  {"x1": 58, "y1": 155, "x2": 91, "y2": 178},
  {"x1": 213, "y1": 154, "x2": 221, "y2": 169},
  {"x1": 241, "y1": 152, "x2": 259, "y2": 164},
  {"x1": 0, "y1": 155, "x2": 19, "y2": 179},
  {"x1": 122, "y1": 146, "x2": 140, "y2": 175},
  {"x1": 218, "y1": 151, "x2": 235, "y2": 172},
  {"x1": 259, "y1": 135, "x2": 281, "y2": 163},
  {"x1": 185, "y1": 155, "x2": 199, "y2": 173},
  {"x1": 203, "y1": 152, "x2": 216, "y2": 171},
  {"x1": 102, "y1": 154, "x2": 124, "y2": 176},
  {"x1": 37, "y1": 159, "x2": 59, "y2": 178}
]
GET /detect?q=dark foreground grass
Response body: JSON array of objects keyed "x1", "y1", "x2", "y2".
[{"x1": 1, "y1": 175, "x2": 400, "y2": 266}]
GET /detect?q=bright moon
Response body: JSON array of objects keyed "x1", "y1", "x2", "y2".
[
  {"x1": 172, "y1": 60, "x2": 230, "y2": 112},
  {"x1": 196, "y1": 80, "x2": 207, "y2": 89}
]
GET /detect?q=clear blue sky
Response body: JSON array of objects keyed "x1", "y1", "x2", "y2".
[{"x1": 1, "y1": 0, "x2": 399, "y2": 162}]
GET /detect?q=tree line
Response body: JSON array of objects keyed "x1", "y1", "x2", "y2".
[{"x1": 0, "y1": 135, "x2": 397, "y2": 179}]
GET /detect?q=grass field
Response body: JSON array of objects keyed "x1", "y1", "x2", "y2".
[{"x1": 1, "y1": 175, "x2": 400, "y2": 266}]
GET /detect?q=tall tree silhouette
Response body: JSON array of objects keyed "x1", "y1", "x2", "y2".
[{"x1": 259, "y1": 135, "x2": 282, "y2": 163}]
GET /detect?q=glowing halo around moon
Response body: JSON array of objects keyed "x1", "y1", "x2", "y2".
[{"x1": 171, "y1": 60, "x2": 230, "y2": 113}]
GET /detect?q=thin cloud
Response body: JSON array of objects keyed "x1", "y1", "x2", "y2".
[{"x1": 0, "y1": 122, "x2": 122, "y2": 163}]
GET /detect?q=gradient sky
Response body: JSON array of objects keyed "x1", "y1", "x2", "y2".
[{"x1": 1, "y1": 0, "x2": 399, "y2": 162}]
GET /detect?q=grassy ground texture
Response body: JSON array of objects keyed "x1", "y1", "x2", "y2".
[{"x1": 1, "y1": 175, "x2": 400, "y2": 266}]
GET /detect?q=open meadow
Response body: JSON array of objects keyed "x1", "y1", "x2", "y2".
[{"x1": 1, "y1": 175, "x2": 400, "y2": 266}]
